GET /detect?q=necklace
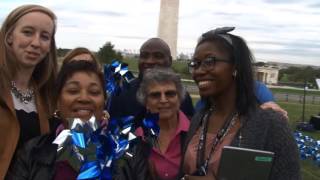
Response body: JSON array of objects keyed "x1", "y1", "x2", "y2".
[{"x1": 11, "y1": 81, "x2": 34, "y2": 104}]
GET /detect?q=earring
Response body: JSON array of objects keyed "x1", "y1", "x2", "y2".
[
  {"x1": 53, "y1": 110, "x2": 61, "y2": 118},
  {"x1": 102, "y1": 110, "x2": 110, "y2": 121},
  {"x1": 232, "y1": 70, "x2": 237, "y2": 77}
]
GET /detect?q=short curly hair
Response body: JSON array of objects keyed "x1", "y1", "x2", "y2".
[{"x1": 136, "y1": 67, "x2": 186, "y2": 105}]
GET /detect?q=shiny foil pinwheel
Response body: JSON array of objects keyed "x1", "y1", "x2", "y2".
[
  {"x1": 104, "y1": 60, "x2": 135, "y2": 110},
  {"x1": 52, "y1": 116, "x2": 137, "y2": 180},
  {"x1": 294, "y1": 131, "x2": 320, "y2": 167},
  {"x1": 141, "y1": 112, "x2": 160, "y2": 148}
]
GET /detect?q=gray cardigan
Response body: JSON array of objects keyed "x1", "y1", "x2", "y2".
[{"x1": 180, "y1": 107, "x2": 301, "y2": 180}]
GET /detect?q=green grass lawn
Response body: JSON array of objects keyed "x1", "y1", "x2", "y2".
[
  {"x1": 277, "y1": 102, "x2": 320, "y2": 129},
  {"x1": 277, "y1": 102, "x2": 320, "y2": 180},
  {"x1": 271, "y1": 88, "x2": 320, "y2": 96},
  {"x1": 301, "y1": 160, "x2": 320, "y2": 180}
]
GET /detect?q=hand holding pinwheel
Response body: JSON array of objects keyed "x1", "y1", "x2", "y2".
[{"x1": 52, "y1": 115, "x2": 137, "y2": 180}]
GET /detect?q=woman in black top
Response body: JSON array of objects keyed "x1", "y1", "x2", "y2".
[
  {"x1": 0, "y1": 4, "x2": 58, "y2": 178},
  {"x1": 7, "y1": 61, "x2": 151, "y2": 180}
]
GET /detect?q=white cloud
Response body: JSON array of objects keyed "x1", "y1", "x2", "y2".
[{"x1": 1, "y1": 0, "x2": 319, "y2": 66}]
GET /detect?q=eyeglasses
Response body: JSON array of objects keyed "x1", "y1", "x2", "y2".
[
  {"x1": 147, "y1": 90, "x2": 177, "y2": 100},
  {"x1": 188, "y1": 56, "x2": 232, "y2": 72}
]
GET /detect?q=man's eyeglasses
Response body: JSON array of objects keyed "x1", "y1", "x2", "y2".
[
  {"x1": 188, "y1": 56, "x2": 232, "y2": 72},
  {"x1": 148, "y1": 90, "x2": 177, "y2": 100}
]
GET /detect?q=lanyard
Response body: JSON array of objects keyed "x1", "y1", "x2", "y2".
[{"x1": 196, "y1": 108, "x2": 238, "y2": 176}]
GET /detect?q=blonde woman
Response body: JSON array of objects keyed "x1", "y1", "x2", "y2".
[{"x1": 0, "y1": 4, "x2": 58, "y2": 178}]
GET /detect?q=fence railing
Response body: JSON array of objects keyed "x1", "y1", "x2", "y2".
[
  {"x1": 185, "y1": 84, "x2": 320, "y2": 104},
  {"x1": 274, "y1": 93, "x2": 320, "y2": 104}
]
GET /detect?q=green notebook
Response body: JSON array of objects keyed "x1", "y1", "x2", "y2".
[{"x1": 217, "y1": 146, "x2": 274, "y2": 180}]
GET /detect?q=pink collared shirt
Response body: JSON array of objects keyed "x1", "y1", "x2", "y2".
[
  {"x1": 136, "y1": 111, "x2": 190, "y2": 180},
  {"x1": 183, "y1": 119, "x2": 241, "y2": 175}
]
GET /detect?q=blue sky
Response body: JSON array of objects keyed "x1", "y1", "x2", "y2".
[{"x1": 1, "y1": 0, "x2": 320, "y2": 66}]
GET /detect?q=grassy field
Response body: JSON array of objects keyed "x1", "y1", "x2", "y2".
[
  {"x1": 301, "y1": 160, "x2": 320, "y2": 180},
  {"x1": 271, "y1": 88, "x2": 320, "y2": 96},
  {"x1": 277, "y1": 102, "x2": 320, "y2": 129},
  {"x1": 277, "y1": 102, "x2": 320, "y2": 179}
]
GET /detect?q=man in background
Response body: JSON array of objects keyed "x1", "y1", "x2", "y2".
[{"x1": 109, "y1": 38, "x2": 194, "y2": 119}]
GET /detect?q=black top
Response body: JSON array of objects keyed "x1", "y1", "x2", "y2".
[
  {"x1": 11, "y1": 91, "x2": 41, "y2": 150},
  {"x1": 6, "y1": 133, "x2": 152, "y2": 180},
  {"x1": 8, "y1": 96, "x2": 41, "y2": 179},
  {"x1": 109, "y1": 78, "x2": 195, "y2": 119},
  {"x1": 15, "y1": 109, "x2": 40, "y2": 149}
]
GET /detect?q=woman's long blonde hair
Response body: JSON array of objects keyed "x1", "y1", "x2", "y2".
[{"x1": 0, "y1": 4, "x2": 58, "y2": 114}]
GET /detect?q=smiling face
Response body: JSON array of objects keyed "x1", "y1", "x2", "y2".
[
  {"x1": 138, "y1": 39, "x2": 172, "y2": 74},
  {"x1": 7, "y1": 11, "x2": 54, "y2": 70},
  {"x1": 57, "y1": 71, "x2": 105, "y2": 122},
  {"x1": 192, "y1": 41, "x2": 235, "y2": 98},
  {"x1": 145, "y1": 82, "x2": 180, "y2": 120}
]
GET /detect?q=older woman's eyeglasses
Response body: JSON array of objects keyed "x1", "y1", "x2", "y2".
[
  {"x1": 188, "y1": 56, "x2": 232, "y2": 72},
  {"x1": 148, "y1": 90, "x2": 177, "y2": 100}
]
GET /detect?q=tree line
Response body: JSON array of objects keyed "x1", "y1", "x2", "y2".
[
  {"x1": 279, "y1": 66, "x2": 320, "y2": 89},
  {"x1": 57, "y1": 42, "x2": 123, "y2": 64}
]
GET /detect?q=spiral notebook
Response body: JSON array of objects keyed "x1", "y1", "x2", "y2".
[{"x1": 217, "y1": 146, "x2": 274, "y2": 180}]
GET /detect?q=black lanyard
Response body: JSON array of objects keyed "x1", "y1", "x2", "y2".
[{"x1": 195, "y1": 108, "x2": 238, "y2": 176}]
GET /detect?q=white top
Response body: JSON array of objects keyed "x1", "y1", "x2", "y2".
[{"x1": 11, "y1": 92, "x2": 37, "y2": 113}]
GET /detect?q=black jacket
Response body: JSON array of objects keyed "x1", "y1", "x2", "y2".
[{"x1": 6, "y1": 133, "x2": 152, "y2": 180}]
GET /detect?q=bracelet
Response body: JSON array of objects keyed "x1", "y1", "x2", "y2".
[{"x1": 181, "y1": 174, "x2": 189, "y2": 180}]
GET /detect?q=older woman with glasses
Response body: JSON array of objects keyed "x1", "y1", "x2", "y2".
[
  {"x1": 179, "y1": 27, "x2": 300, "y2": 180},
  {"x1": 136, "y1": 67, "x2": 190, "y2": 180}
]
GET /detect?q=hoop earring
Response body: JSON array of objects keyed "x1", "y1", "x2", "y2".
[
  {"x1": 53, "y1": 110, "x2": 61, "y2": 118},
  {"x1": 103, "y1": 110, "x2": 110, "y2": 121},
  {"x1": 232, "y1": 70, "x2": 237, "y2": 77}
]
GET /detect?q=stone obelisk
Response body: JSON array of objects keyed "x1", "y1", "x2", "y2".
[{"x1": 157, "y1": 0, "x2": 179, "y2": 60}]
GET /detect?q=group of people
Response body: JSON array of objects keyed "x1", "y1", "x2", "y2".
[{"x1": 0, "y1": 4, "x2": 300, "y2": 180}]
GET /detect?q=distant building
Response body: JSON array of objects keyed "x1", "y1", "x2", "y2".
[{"x1": 255, "y1": 65, "x2": 279, "y2": 85}]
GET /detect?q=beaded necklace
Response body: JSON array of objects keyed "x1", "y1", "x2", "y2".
[{"x1": 11, "y1": 81, "x2": 34, "y2": 104}]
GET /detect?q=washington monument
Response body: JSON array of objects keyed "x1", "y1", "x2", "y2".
[{"x1": 158, "y1": 0, "x2": 179, "y2": 59}]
